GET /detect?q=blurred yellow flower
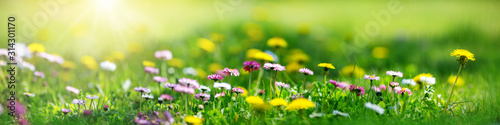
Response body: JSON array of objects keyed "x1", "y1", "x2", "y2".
[
  {"x1": 372, "y1": 47, "x2": 389, "y2": 59},
  {"x1": 244, "y1": 22, "x2": 263, "y2": 42},
  {"x1": 246, "y1": 49, "x2": 262, "y2": 59},
  {"x1": 413, "y1": 73, "x2": 433, "y2": 84},
  {"x1": 237, "y1": 86, "x2": 249, "y2": 97},
  {"x1": 196, "y1": 68, "x2": 207, "y2": 78},
  {"x1": 340, "y1": 65, "x2": 366, "y2": 77},
  {"x1": 112, "y1": 51, "x2": 125, "y2": 61},
  {"x1": 286, "y1": 62, "x2": 303, "y2": 73},
  {"x1": 210, "y1": 33, "x2": 225, "y2": 42},
  {"x1": 451, "y1": 49, "x2": 475, "y2": 61},
  {"x1": 240, "y1": 67, "x2": 249, "y2": 75},
  {"x1": 127, "y1": 42, "x2": 143, "y2": 54},
  {"x1": 254, "y1": 52, "x2": 274, "y2": 62},
  {"x1": 285, "y1": 98, "x2": 315, "y2": 111},
  {"x1": 142, "y1": 60, "x2": 156, "y2": 67},
  {"x1": 197, "y1": 38, "x2": 215, "y2": 53},
  {"x1": 62, "y1": 61, "x2": 76, "y2": 69},
  {"x1": 81, "y1": 55, "x2": 98, "y2": 70},
  {"x1": 252, "y1": 103, "x2": 271, "y2": 111},
  {"x1": 28, "y1": 43, "x2": 46, "y2": 53},
  {"x1": 168, "y1": 58, "x2": 185, "y2": 68},
  {"x1": 184, "y1": 116, "x2": 202, "y2": 125},
  {"x1": 270, "y1": 98, "x2": 288, "y2": 106},
  {"x1": 36, "y1": 28, "x2": 50, "y2": 42},
  {"x1": 318, "y1": 63, "x2": 335, "y2": 69},
  {"x1": 245, "y1": 96, "x2": 264, "y2": 105},
  {"x1": 448, "y1": 75, "x2": 465, "y2": 87},
  {"x1": 286, "y1": 53, "x2": 310, "y2": 64},
  {"x1": 208, "y1": 63, "x2": 222, "y2": 73},
  {"x1": 267, "y1": 37, "x2": 287, "y2": 48}
]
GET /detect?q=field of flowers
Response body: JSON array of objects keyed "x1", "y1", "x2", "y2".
[{"x1": 1, "y1": 0, "x2": 500, "y2": 125}]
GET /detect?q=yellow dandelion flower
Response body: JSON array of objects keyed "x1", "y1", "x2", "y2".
[
  {"x1": 210, "y1": 33, "x2": 225, "y2": 42},
  {"x1": 286, "y1": 62, "x2": 303, "y2": 73},
  {"x1": 28, "y1": 43, "x2": 46, "y2": 53},
  {"x1": 254, "y1": 52, "x2": 274, "y2": 62},
  {"x1": 62, "y1": 61, "x2": 76, "y2": 69},
  {"x1": 81, "y1": 55, "x2": 98, "y2": 70},
  {"x1": 246, "y1": 49, "x2": 262, "y2": 59},
  {"x1": 451, "y1": 49, "x2": 475, "y2": 61},
  {"x1": 168, "y1": 58, "x2": 185, "y2": 68},
  {"x1": 318, "y1": 63, "x2": 335, "y2": 69},
  {"x1": 340, "y1": 65, "x2": 366, "y2": 77},
  {"x1": 285, "y1": 98, "x2": 315, "y2": 111},
  {"x1": 184, "y1": 116, "x2": 202, "y2": 125},
  {"x1": 267, "y1": 37, "x2": 287, "y2": 48},
  {"x1": 448, "y1": 75, "x2": 465, "y2": 87},
  {"x1": 197, "y1": 38, "x2": 215, "y2": 53},
  {"x1": 112, "y1": 51, "x2": 125, "y2": 61},
  {"x1": 237, "y1": 86, "x2": 249, "y2": 97},
  {"x1": 142, "y1": 60, "x2": 156, "y2": 67},
  {"x1": 372, "y1": 47, "x2": 389, "y2": 59},
  {"x1": 127, "y1": 42, "x2": 143, "y2": 54},
  {"x1": 245, "y1": 96, "x2": 264, "y2": 105},
  {"x1": 270, "y1": 98, "x2": 288, "y2": 106},
  {"x1": 413, "y1": 73, "x2": 433, "y2": 84}
]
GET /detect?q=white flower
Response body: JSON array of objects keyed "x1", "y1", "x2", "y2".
[
  {"x1": 365, "y1": 102, "x2": 384, "y2": 115},
  {"x1": 20, "y1": 61, "x2": 35, "y2": 71},
  {"x1": 72, "y1": 99, "x2": 80, "y2": 104},
  {"x1": 86, "y1": 95, "x2": 99, "y2": 99},
  {"x1": 198, "y1": 85, "x2": 211, "y2": 92},
  {"x1": 142, "y1": 94, "x2": 154, "y2": 99},
  {"x1": 309, "y1": 112, "x2": 325, "y2": 118},
  {"x1": 386, "y1": 71, "x2": 403, "y2": 77},
  {"x1": 154, "y1": 50, "x2": 172, "y2": 60},
  {"x1": 213, "y1": 82, "x2": 231, "y2": 90},
  {"x1": 183, "y1": 67, "x2": 198, "y2": 76},
  {"x1": 100, "y1": 61, "x2": 117, "y2": 71},
  {"x1": 122, "y1": 79, "x2": 131, "y2": 91},
  {"x1": 332, "y1": 110, "x2": 350, "y2": 117},
  {"x1": 394, "y1": 86, "x2": 402, "y2": 92},
  {"x1": 420, "y1": 76, "x2": 436, "y2": 85},
  {"x1": 401, "y1": 79, "x2": 417, "y2": 86},
  {"x1": 23, "y1": 92, "x2": 35, "y2": 97}
]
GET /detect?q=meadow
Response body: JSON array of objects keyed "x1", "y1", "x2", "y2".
[{"x1": 1, "y1": 0, "x2": 500, "y2": 125}]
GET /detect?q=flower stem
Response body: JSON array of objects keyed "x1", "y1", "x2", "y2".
[
  {"x1": 248, "y1": 70, "x2": 252, "y2": 94},
  {"x1": 443, "y1": 65, "x2": 462, "y2": 113}
]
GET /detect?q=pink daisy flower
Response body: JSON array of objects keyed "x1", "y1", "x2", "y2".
[
  {"x1": 145, "y1": 67, "x2": 159, "y2": 74},
  {"x1": 153, "y1": 76, "x2": 168, "y2": 83},
  {"x1": 298, "y1": 68, "x2": 314, "y2": 75},
  {"x1": 207, "y1": 74, "x2": 224, "y2": 82},
  {"x1": 154, "y1": 50, "x2": 172, "y2": 60},
  {"x1": 222, "y1": 68, "x2": 240, "y2": 76},
  {"x1": 243, "y1": 61, "x2": 260, "y2": 72}
]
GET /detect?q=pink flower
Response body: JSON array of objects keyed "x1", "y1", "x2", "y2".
[
  {"x1": 379, "y1": 84, "x2": 387, "y2": 90},
  {"x1": 263, "y1": 63, "x2": 285, "y2": 71},
  {"x1": 144, "y1": 67, "x2": 159, "y2": 74},
  {"x1": 66, "y1": 86, "x2": 80, "y2": 95},
  {"x1": 153, "y1": 76, "x2": 168, "y2": 83},
  {"x1": 207, "y1": 74, "x2": 224, "y2": 82},
  {"x1": 222, "y1": 68, "x2": 240, "y2": 76},
  {"x1": 134, "y1": 87, "x2": 151, "y2": 94},
  {"x1": 160, "y1": 94, "x2": 173, "y2": 101},
  {"x1": 178, "y1": 78, "x2": 199, "y2": 88},
  {"x1": 215, "y1": 93, "x2": 226, "y2": 98},
  {"x1": 231, "y1": 88, "x2": 244, "y2": 94},
  {"x1": 154, "y1": 50, "x2": 172, "y2": 60},
  {"x1": 275, "y1": 82, "x2": 290, "y2": 88},
  {"x1": 363, "y1": 74, "x2": 380, "y2": 81},
  {"x1": 243, "y1": 61, "x2": 260, "y2": 72},
  {"x1": 396, "y1": 88, "x2": 412, "y2": 96},
  {"x1": 386, "y1": 70, "x2": 403, "y2": 77},
  {"x1": 371, "y1": 86, "x2": 381, "y2": 92},
  {"x1": 389, "y1": 82, "x2": 399, "y2": 88},
  {"x1": 34, "y1": 71, "x2": 45, "y2": 79},
  {"x1": 61, "y1": 108, "x2": 71, "y2": 115},
  {"x1": 349, "y1": 85, "x2": 365, "y2": 96},
  {"x1": 174, "y1": 85, "x2": 195, "y2": 94},
  {"x1": 298, "y1": 68, "x2": 314, "y2": 75},
  {"x1": 194, "y1": 93, "x2": 210, "y2": 101},
  {"x1": 164, "y1": 83, "x2": 176, "y2": 89}
]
